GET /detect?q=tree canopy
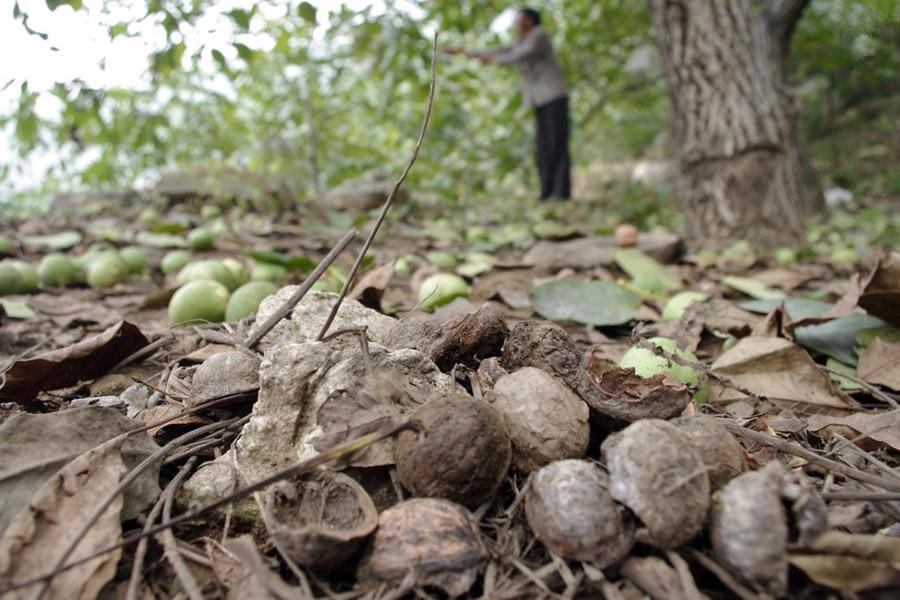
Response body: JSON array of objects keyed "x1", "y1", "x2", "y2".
[{"x1": 1, "y1": 0, "x2": 897, "y2": 206}]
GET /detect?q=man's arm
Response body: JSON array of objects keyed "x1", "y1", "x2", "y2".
[{"x1": 493, "y1": 29, "x2": 550, "y2": 66}]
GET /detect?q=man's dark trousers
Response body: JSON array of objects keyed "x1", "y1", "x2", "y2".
[{"x1": 535, "y1": 96, "x2": 571, "y2": 200}]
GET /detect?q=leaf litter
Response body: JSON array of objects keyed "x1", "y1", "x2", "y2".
[{"x1": 0, "y1": 50, "x2": 898, "y2": 600}]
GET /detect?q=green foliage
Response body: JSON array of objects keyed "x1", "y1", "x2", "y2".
[{"x1": 1, "y1": 0, "x2": 896, "y2": 212}]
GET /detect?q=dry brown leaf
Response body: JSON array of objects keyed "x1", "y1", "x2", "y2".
[
  {"x1": 0, "y1": 321, "x2": 149, "y2": 402},
  {"x1": 223, "y1": 535, "x2": 301, "y2": 599},
  {"x1": 858, "y1": 250, "x2": 900, "y2": 326},
  {"x1": 857, "y1": 338, "x2": 900, "y2": 391},
  {"x1": 0, "y1": 407, "x2": 161, "y2": 535},
  {"x1": 806, "y1": 409, "x2": 900, "y2": 452},
  {"x1": 0, "y1": 438, "x2": 126, "y2": 600},
  {"x1": 789, "y1": 530, "x2": 900, "y2": 593},
  {"x1": 709, "y1": 336, "x2": 856, "y2": 411},
  {"x1": 350, "y1": 260, "x2": 395, "y2": 312}
]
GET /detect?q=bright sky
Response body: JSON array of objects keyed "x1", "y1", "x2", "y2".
[{"x1": 0, "y1": 1, "x2": 512, "y2": 198}]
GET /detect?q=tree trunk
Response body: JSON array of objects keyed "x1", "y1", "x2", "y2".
[{"x1": 647, "y1": 0, "x2": 824, "y2": 248}]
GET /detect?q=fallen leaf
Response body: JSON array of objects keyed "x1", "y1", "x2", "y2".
[
  {"x1": 349, "y1": 260, "x2": 395, "y2": 312},
  {"x1": 531, "y1": 279, "x2": 641, "y2": 326},
  {"x1": 825, "y1": 358, "x2": 862, "y2": 391},
  {"x1": 0, "y1": 406, "x2": 161, "y2": 535},
  {"x1": 789, "y1": 530, "x2": 900, "y2": 594},
  {"x1": 493, "y1": 287, "x2": 532, "y2": 310},
  {"x1": 223, "y1": 535, "x2": 301, "y2": 599},
  {"x1": 21, "y1": 230, "x2": 82, "y2": 251},
  {"x1": 722, "y1": 276, "x2": 786, "y2": 300},
  {"x1": 679, "y1": 298, "x2": 761, "y2": 336},
  {"x1": 709, "y1": 336, "x2": 856, "y2": 411},
  {"x1": 0, "y1": 299, "x2": 35, "y2": 320},
  {"x1": 858, "y1": 250, "x2": 900, "y2": 326},
  {"x1": 795, "y1": 314, "x2": 886, "y2": 365},
  {"x1": 857, "y1": 338, "x2": 900, "y2": 390},
  {"x1": 614, "y1": 248, "x2": 681, "y2": 292},
  {"x1": 0, "y1": 438, "x2": 126, "y2": 600},
  {"x1": 0, "y1": 321, "x2": 149, "y2": 402},
  {"x1": 740, "y1": 298, "x2": 834, "y2": 320},
  {"x1": 806, "y1": 409, "x2": 900, "y2": 452}
]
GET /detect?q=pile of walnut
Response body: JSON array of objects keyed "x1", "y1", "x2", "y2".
[{"x1": 182, "y1": 298, "x2": 821, "y2": 598}]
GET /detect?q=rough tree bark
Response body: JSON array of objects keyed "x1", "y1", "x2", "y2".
[{"x1": 647, "y1": 0, "x2": 824, "y2": 248}]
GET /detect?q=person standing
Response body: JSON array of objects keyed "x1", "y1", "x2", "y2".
[{"x1": 447, "y1": 8, "x2": 571, "y2": 200}]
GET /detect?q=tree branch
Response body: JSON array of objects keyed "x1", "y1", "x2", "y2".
[{"x1": 765, "y1": 0, "x2": 811, "y2": 47}]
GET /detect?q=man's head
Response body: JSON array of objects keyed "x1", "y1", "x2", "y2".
[{"x1": 516, "y1": 8, "x2": 540, "y2": 35}]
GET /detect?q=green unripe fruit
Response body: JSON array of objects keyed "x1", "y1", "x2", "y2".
[
  {"x1": 222, "y1": 258, "x2": 250, "y2": 287},
  {"x1": 161, "y1": 250, "x2": 191, "y2": 275},
  {"x1": 417, "y1": 273, "x2": 470, "y2": 311},
  {"x1": 831, "y1": 247, "x2": 859, "y2": 266},
  {"x1": 661, "y1": 291, "x2": 707, "y2": 321},
  {"x1": 119, "y1": 247, "x2": 147, "y2": 274},
  {"x1": 201, "y1": 205, "x2": 221, "y2": 220},
  {"x1": 4, "y1": 260, "x2": 39, "y2": 293},
  {"x1": 225, "y1": 281, "x2": 279, "y2": 321},
  {"x1": 618, "y1": 336, "x2": 702, "y2": 388},
  {"x1": 187, "y1": 227, "x2": 215, "y2": 250},
  {"x1": 773, "y1": 247, "x2": 797, "y2": 266},
  {"x1": 86, "y1": 255, "x2": 129, "y2": 289},
  {"x1": 138, "y1": 208, "x2": 160, "y2": 224},
  {"x1": 168, "y1": 280, "x2": 230, "y2": 325},
  {"x1": 0, "y1": 265, "x2": 23, "y2": 296},
  {"x1": 38, "y1": 254, "x2": 79, "y2": 288},
  {"x1": 394, "y1": 254, "x2": 416, "y2": 277},
  {"x1": 175, "y1": 260, "x2": 238, "y2": 290},
  {"x1": 426, "y1": 250, "x2": 458, "y2": 269},
  {"x1": 250, "y1": 262, "x2": 288, "y2": 283}
]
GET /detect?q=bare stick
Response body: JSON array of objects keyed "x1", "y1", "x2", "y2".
[
  {"x1": 317, "y1": 32, "x2": 439, "y2": 341},
  {"x1": 821, "y1": 365, "x2": 900, "y2": 409},
  {"x1": 822, "y1": 490, "x2": 900, "y2": 501},
  {"x1": 246, "y1": 228, "x2": 359, "y2": 348},
  {"x1": 158, "y1": 456, "x2": 204, "y2": 600},
  {"x1": 686, "y1": 550, "x2": 757, "y2": 600},
  {"x1": 112, "y1": 332, "x2": 174, "y2": 371},
  {"x1": 2, "y1": 420, "x2": 418, "y2": 594},
  {"x1": 719, "y1": 420, "x2": 900, "y2": 492}
]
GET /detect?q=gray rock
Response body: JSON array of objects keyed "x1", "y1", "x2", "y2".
[
  {"x1": 189, "y1": 350, "x2": 260, "y2": 408},
  {"x1": 180, "y1": 340, "x2": 460, "y2": 511},
  {"x1": 524, "y1": 232, "x2": 681, "y2": 270},
  {"x1": 250, "y1": 289, "x2": 395, "y2": 348},
  {"x1": 322, "y1": 177, "x2": 408, "y2": 211}
]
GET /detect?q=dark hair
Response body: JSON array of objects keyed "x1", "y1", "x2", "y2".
[{"x1": 520, "y1": 8, "x2": 541, "y2": 25}]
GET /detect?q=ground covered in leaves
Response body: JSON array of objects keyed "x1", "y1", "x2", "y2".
[{"x1": 1, "y1": 188, "x2": 899, "y2": 599}]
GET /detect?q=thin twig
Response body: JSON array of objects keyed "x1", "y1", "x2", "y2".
[
  {"x1": 158, "y1": 456, "x2": 204, "y2": 600},
  {"x1": 2, "y1": 420, "x2": 419, "y2": 594},
  {"x1": 317, "y1": 32, "x2": 439, "y2": 341},
  {"x1": 245, "y1": 228, "x2": 359, "y2": 348},
  {"x1": 821, "y1": 490, "x2": 900, "y2": 501},
  {"x1": 821, "y1": 365, "x2": 900, "y2": 409},
  {"x1": 125, "y1": 481, "x2": 168, "y2": 600},
  {"x1": 720, "y1": 420, "x2": 900, "y2": 492},
  {"x1": 686, "y1": 549, "x2": 758, "y2": 600},
  {"x1": 112, "y1": 332, "x2": 174, "y2": 371}
]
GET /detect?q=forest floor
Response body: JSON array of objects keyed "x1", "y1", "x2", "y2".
[{"x1": 0, "y1": 143, "x2": 899, "y2": 600}]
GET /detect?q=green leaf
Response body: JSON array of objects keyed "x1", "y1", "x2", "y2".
[
  {"x1": 246, "y1": 249, "x2": 289, "y2": 267},
  {"x1": 856, "y1": 326, "x2": 900, "y2": 351},
  {"x1": 227, "y1": 8, "x2": 252, "y2": 30},
  {"x1": 233, "y1": 42, "x2": 256, "y2": 63},
  {"x1": 795, "y1": 315, "x2": 887, "y2": 366},
  {"x1": 739, "y1": 298, "x2": 834, "y2": 320},
  {"x1": 21, "y1": 230, "x2": 81, "y2": 250},
  {"x1": 532, "y1": 279, "x2": 641, "y2": 326},
  {"x1": 722, "y1": 276, "x2": 787, "y2": 300},
  {"x1": 614, "y1": 248, "x2": 681, "y2": 292},
  {"x1": 298, "y1": 1, "x2": 317, "y2": 24},
  {"x1": 1, "y1": 299, "x2": 36, "y2": 320},
  {"x1": 45, "y1": 0, "x2": 83, "y2": 10},
  {"x1": 825, "y1": 358, "x2": 863, "y2": 391}
]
